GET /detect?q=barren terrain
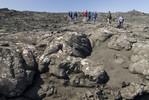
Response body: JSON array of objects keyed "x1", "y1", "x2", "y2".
[{"x1": 0, "y1": 8, "x2": 149, "y2": 100}]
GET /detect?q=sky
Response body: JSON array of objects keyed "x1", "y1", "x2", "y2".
[{"x1": 0, "y1": 0, "x2": 149, "y2": 13}]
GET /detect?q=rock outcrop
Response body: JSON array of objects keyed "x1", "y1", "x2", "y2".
[
  {"x1": 129, "y1": 41, "x2": 149, "y2": 78},
  {"x1": 108, "y1": 33, "x2": 137, "y2": 51},
  {"x1": 68, "y1": 33, "x2": 92, "y2": 58},
  {"x1": 0, "y1": 48, "x2": 36, "y2": 97},
  {"x1": 120, "y1": 83, "x2": 144, "y2": 100}
]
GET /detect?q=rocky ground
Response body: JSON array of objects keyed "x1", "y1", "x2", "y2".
[{"x1": 0, "y1": 8, "x2": 149, "y2": 100}]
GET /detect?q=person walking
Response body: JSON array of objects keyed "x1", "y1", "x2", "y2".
[
  {"x1": 87, "y1": 11, "x2": 91, "y2": 22},
  {"x1": 117, "y1": 16, "x2": 124, "y2": 28},
  {"x1": 107, "y1": 11, "x2": 112, "y2": 24},
  {"x1": 74, "y1": 12, "x2": 78, "y2": 21},
  {"x1": 83, "y1": 10, "x2": 88, "y2": 22},
  {"x1": 67, "y1": 11, "x2": 73, "y2": 22},
  {"x1": 93, "y1": 11, "x2": 97, "y2": 24}
]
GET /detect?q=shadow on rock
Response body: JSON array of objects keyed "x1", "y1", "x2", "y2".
[
  {"x1": 134, "y1": 93, "x2": 149, "y2": 100},
  {"x1": 23, "y1": 72, "x2": 45, "y2": 100}
]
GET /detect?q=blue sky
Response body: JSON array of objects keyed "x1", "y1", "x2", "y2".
[{"x1": 0, "y1": 0, "x2": 149, "y2": 13}]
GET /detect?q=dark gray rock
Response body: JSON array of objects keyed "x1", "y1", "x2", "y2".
[
  {"x1": 0, "y1": 97, "x2": 6, "y2": 100},
  {"x1": 23, "y1": 75, "x2": 46, "y2": 100},
  {"x1": 24, "y1": 86, "x2": 46, "y2": 100},
  {"x1": 143, "y1": 26, "x2": 149, "y2": 32},
  {"x1": 49, "y1": 60, "x2": 82, "y2": 79},
  {"x1": 69, "y1": 73, "x2": 96, "y2": 88},
  {"x1": 68, "y1": 34, "x2": 92, "y2": 58},
  {"x1": 81, "y1": 59, "x2": 109, "y2": 84},
  {"x1": 0, "y1": 48, "x2": 35, "y2": 97},
  {"x1": 49, "y1": 58, "x2": 109, "y2": 88},
  {"x1": 7, "y1": 97, "x2": 30, "y2": 100},
  {"x1": 38, "y1": 57, "x2": 50, "y2": 73},
  {"x1": 0, "y1": 41, "x2": 9, "y2": 46}
]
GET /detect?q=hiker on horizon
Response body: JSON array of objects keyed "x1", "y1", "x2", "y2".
[
  {"x1": 83, "y1": 10, "x2": 88, "y2": 22},
  {"x1": 107, "y1": 11, "x2": 112, "y2": 24},
  {"x1": 93, "y1": 11, "x2": 97, "y2": 24},
  {"x1": 117, "y1": 16, "x2": 124, "y2": 28},
  {"x1": 74, "y1": 12, "x2": 78, "y2": 21},
  {"x1": 67, "y1": 11, "x2": 73, "y2": 22},
  {"x1": 87, "y1": 11, "x2": 91, "y2": 22}
]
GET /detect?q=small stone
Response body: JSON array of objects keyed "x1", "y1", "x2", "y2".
[{"x1": 46, "y1": 86, "x2": 57, "y2": 97}]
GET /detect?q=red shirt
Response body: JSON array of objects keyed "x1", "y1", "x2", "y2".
[{"x1": 84, "y1": 12, "x2": 87, "y2": 17}]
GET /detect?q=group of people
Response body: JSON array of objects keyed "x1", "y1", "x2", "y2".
[
  {"x1": 82, "y1": 11, "x2": 98, "y2": 24},
  {"x1": 67, "y1": 11, "x2": 125, "y2": 28},
  {"x1": 67, "y1": 11, "x2": 78, "y2": 21},
  {"x1": 107, "y1": 11, "x2": 125, "y2": 28},
  {"x1": 67, "y1": 11, "x2": 98, "y2": 24}
]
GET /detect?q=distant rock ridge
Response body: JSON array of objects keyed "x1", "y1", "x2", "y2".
[{"x1": 127, "y1": 9, "x2": 145, "y2": 15}]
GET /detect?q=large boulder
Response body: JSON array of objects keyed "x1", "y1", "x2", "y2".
[
  {"x1": 68, "y1": 33, "x2": 92, "y2": 58},
  {"x1": 130, "y1": 59, "x2": 149, "y2": 76},
  {"x1": 49, "y1": 58, "x2": 82, "y2": 79},
  {"x1": 81, "y1": 59, "x2": 109, "y2": 84},
  {"x1": 49, "y1": 57, "x2": 109, "y2": 87},
  {"x1": 38, "y1": 33, "x2": 75, "y2": 72},
  {"x1": 129, "y1": 42, "x2": 149, "y2": 77},
  {"x1": 88, "y1": 28, "x2": 113, "y2": 48},
  {"x1": 108, "y1": 33, "x2": 137, "y2": 51},
  {"x1": 38, "y1": 32, "x2": 93, "y2": 73},
  {"x1": 0, "y1": 48, "x2": 36, "y2": 97},
  {"x1": 120, "y1": 83, "x2": 144, "y2": 100}
]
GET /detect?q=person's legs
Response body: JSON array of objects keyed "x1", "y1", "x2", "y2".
[
  {"x1": 74, "y1": 16, "x2": 76, "y2": 21},
  {"x1": 85, "y1": 17, "x2": 88, "y2": 22},
  {"x1": 120, "y1": 22, "x2": 122, "y2": 28},
  {"x1": 107, "y1": 18, "x2": 110, "y2": 25},
  {"x1": 87, "y1": 17, "x2": 89, "y2": 22},
  {"x1": 109, "y1": 19, "x2": 111, "y2": 24},
  {"x1": 71, "y1": 16, "x2": 73, "y2": 21},
  {"x1": 117, "y1": 22, "x2": 121, "y2": 28},
  {"x1": 119, "y1": 22, "x2": 124, "y2": 28},
  {"x1": 121, "y1": 22, "x2": 123, "y2": 28},
  {"x1": 82, "y1": 17, "x2": 86, "y2": 22},
  {"x1": 89, "y1": 16, "x2": 91, "y2": 22},
  {"x1": 94, "y1": 17, "x2": 96, "y2": 24},
  {"x1": 67, "y1": 16, "x2": 71, "y2": 23}
]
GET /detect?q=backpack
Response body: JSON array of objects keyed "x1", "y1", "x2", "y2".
[
  {"x1": 88, "y1": 12, "x2": 91, "y2": 17},
  {"x1": 119, "y1": 16, "x2": 124, "y2": 22},
  {"x1": 74, "y1": 12, "x2": 78, "y2": 17},
  {"x1": 108, "y1": 13, "x2": 112, "y2": 19},
  {"x1": 93, "y1": 13, "x2": 97, "y2": 18}
]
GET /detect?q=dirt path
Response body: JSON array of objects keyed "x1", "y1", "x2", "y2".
[{"x1": 88, "y1": 39, "x2": 142, "y2": 88}]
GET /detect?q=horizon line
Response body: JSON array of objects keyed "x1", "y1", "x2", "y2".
[{"x1": 0, "y1": 7, "x2": 148, "y2": 14}]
